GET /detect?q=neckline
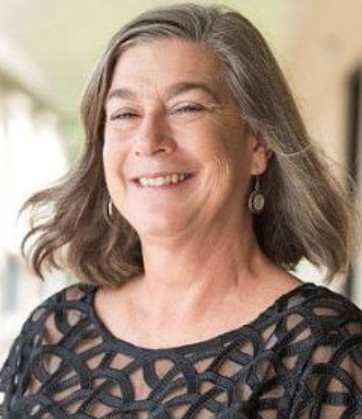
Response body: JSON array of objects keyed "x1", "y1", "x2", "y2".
[{"x1": 88, "y1": 281, "x2": 316, "y2": 354}]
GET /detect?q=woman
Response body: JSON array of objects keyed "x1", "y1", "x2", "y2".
[{"x1": 1, "y1": 3, "x2": 361, "y2": 418}]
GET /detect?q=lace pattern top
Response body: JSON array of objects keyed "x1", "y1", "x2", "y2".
[{"x1": 0, "y1": 282, "x2": 361, "y2": 418}]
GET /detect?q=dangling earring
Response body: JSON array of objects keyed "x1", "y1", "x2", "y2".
[
  {"x1": 248, "y1": 175, "x2": 265, "y2": 214},
  {"x1": 107, "y1": 199, "x2": 113, "y2": 220},
  {"x1": 103, "y1": 198, "x2": 114, "y2": 226}
]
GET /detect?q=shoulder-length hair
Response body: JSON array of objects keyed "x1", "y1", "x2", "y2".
[{"x1": 21, "y1": 3, "x2": 360, "y2": 285}]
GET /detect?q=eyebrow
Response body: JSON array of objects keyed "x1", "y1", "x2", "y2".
[{"x1": 105, "y1": 81, "x2": 221, "y2": 104}]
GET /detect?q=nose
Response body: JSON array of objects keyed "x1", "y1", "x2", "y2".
[{"x1": 133, "y1": 113, "x2": 176, "y2": 157}]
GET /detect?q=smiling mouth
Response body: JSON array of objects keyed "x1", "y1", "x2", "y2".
[{"x1": 135, "y1": 173, "x2": 193, "y2": 187}]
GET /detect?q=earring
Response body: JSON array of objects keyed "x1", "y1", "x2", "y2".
[
  {"x1": 248, "y1": 175, "x2": 264, "y2": 214},
  {"x1": 108, "y1": 199, "x2": 113, "y2": 218},
  {"x1": 107, "y1": 199, "x2": 114, "y2": 219}
]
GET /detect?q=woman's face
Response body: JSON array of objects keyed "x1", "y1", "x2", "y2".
[{"x1": 103, "y1": 38, "x2": 270, "y2": 240}]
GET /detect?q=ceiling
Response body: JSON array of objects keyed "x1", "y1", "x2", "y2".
[{"x1": 0, "y1": 0, "x2": 290, "y2": 118}]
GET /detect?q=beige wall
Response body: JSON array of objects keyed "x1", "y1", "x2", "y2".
[
  {"x1": 284, "y1": 0, "x2": 361, "y2": 163},
  {"x1": 280, "y1": 0, "x2": 362, "y2": 305}
]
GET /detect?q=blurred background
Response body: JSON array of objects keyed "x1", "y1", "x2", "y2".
[{"x1": 0, "y1": 0, "x2": 361, "y2": 365}]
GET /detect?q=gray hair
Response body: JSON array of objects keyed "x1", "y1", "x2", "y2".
[{"x1": 22, "y1": 3, "x2": 359, "y2": 284}]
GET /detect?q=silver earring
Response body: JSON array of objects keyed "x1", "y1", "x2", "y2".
[
  {"x1": 107, "y1": 199, "x2": 114, "y2": 219},
  {"x1": 248, "y1": 176, "x2": 264, "y2": 214}
]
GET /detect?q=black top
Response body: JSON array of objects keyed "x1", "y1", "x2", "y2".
[{"x1": 0, "y1": 282, "x2": 361, "y2": 418}]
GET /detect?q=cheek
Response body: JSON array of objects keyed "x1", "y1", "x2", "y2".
[
  {"x1": 102, "y1": 138, "x2": 128, "y2": 189},
  {"x1": 202, "y1": 130, "x2": 253, "y2": 201},
  {"x1": 102, "y1": 144, "x2": 115, "y2": 178},
  {"x1": 194, "y1": 125, "x2": 249, "y2": 176},
  {"x1": 190, "y1": 136, "x2": 241, "y2": 200}
]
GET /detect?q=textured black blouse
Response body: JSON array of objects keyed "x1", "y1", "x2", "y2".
[{"x1": 0, "y1": 282, "x2": 361, "y2": 418}]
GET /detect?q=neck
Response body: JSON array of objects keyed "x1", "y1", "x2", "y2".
[{"x1": 136, "y1": 210, "x2": 270, "y2": 318}]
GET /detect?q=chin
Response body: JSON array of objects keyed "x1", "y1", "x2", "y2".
[{"x1": 127, "y1": 210, "x2": 193, "y2": 240}]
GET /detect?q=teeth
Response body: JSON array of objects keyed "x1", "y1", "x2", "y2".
[{"x1": 139, "y1": 173, "x2": 189, "y2": 187}]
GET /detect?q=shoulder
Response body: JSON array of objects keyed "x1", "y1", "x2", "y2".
[
  {"x1": 0, "y1": 282, "x2": 98, "y2": 414},
  {"x1": 19, "y1": 282, "x2": 98, "y2": 343},
  {"x1": 41, "y1": 280, "x2": 97, "y2": 304},
  {"x1": 281, "y1": 282, "x2": 362, "y2": 325},
  {"x1": 271, "y1": 282, "x2": 362, "y2": 376},
  {"x1": 265, "y1": 282, "x2": 362, "y2": 362},
  {"x1": 286, "y1": 284, "x2": 362, "y2": 416},
  {"x1": 28, "y1": 281, "x2": 96, "y2": 316},
  {"x1": 279, "y1": 282, "x2": 362, "y2": 346},
  {"x1": 297, "y1": 281, "x2": 362, "y2": 339}
]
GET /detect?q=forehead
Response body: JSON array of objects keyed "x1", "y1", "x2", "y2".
[{"x1": 109, "y1": 38, "x2": 223, "y2": 92}]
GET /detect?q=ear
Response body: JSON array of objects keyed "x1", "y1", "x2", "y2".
[{"x1": 250, "y1": 134, "x2": 273, "y2": 175}]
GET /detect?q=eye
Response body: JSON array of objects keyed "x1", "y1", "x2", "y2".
[
  {"x1": 171, "y1": 103, "x2": 204, "y2": 115},
  {"x1": 109, "y1": 111, "x2": 139, "y2": 121}
]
